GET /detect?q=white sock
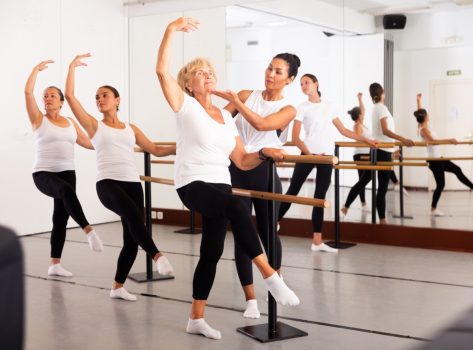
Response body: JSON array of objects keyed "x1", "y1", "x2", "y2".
[
  {"x1": 243, "y1": 299, "x2": 260, "y2": 319},
  {"x1": 86, "y1": 230, "x2": 104, "y2": 252},
  {"x1": 156, "y1": 255, "x2": 174, "y2": 276},
  {"x1": 110, "y1": 287, "x2": 137, "y2": 301},
  {"x1": 264, "y1": 273, "x2": 299, "y2": 306},
  {"x1": 48, "y1": 263, "x2": 73, "y2": 277},
  {"x1": 186, "y1": 318, "x2": 221, "y2": 340}
]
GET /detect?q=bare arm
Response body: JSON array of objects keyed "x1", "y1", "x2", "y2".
[
  {"x1": 416, "y1": 93, "x2": 422, "y2": 110},
  {"x1": 156, "y1": 17, "x2": 199, "y2": 113},
  {"x1": 65, "y1": 53, "x2": 98, "y2": 138},
  {"x1": 420, "y1": 127, "x2": 458, "y2": 144},
  {"x1": 229, "y1": 137, "x2": 284, "y2": 171},
  {"x1": 357, "y1": 92, "x2": 365, "y2": 117},
  {"x1": 25, "y1": 60, "x2": 54, "y2": 129},
  {"x1": 333, "y1": 118, "x2": 378, "y2": 147},
  {"x1": 380, "y1": 117, "x2": 415, "y2": 146},
  {"x1": 213, "y1": 89, "x2": 296, "y2": 131},
  {"x1": 130, "y1": 124, "x2": 176, "y2": 157},
  {"x1": 69, "y1": 118, "x2": 94, "y2": 150},
  {"x1": 291, "y1": 120, "x2": 312, "y2": 155},
  {"x1": 222, "y1": 90, "x2": 252, "y2": 117}
]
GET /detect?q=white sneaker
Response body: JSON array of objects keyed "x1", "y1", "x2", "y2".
[
  {"x1": 48, "y1": 263, "x2": 73, "y2": 277},
  {"x1": 86, "y1": 230, "x2": 104, "y2": 252},
  {"x1": 277, "y1": 223, "x2": 280, "y2": 232},
  {"x1": 311, "y1": 243, "x2": 338, "y2": 253},
  {"x1": 110, "y1": 287, "x2": 137, "y2": 301},
  {"x1": 430, "y1": 209, "x2": 445, "y2": 217}
]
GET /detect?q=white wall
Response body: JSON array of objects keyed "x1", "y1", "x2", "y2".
[
  {"x1": 0, "y1": 0, "x2": 128, "y2": 235},
  {"x1": 129, "y1": 7, "x2": 227, "y2": 210}
]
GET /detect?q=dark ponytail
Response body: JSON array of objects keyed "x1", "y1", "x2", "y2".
[
  {"x1": 273, "y1": 53, "x2": 301, "y2": 79},
  {"x1": 348, "y1": 107, "x2": 361, "y2": 122},
  {"x1": 369, "y1": 82, "x2": 384, "y2": 103},
  {"x1": 414, "y1": 108, "x2": 427, "y2": 124},
  {"x1": 301, "y1": 73, "x2": 321, "y2": 97}
]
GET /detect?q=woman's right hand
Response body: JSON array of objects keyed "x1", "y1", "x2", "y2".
[
  {"x1": 262, "y1": 148, "x2": 285, "y2": 162},
  {"x1": 168, "y1": 17, "x2": 200, "y2": 33},
  {"x1": 35, "y1": 60, "x2": 54, "y2": 72},
  {"x1": 450, "y1": 138, "x2": 459, "y2": 145},
  {"x1": 402, "y1": 138, "x2": 416, "y2": 147},
  {"x1": 69, "y1": 53, "x2": 91, "y2": 68}
]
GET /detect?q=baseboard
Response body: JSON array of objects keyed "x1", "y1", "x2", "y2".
[{"x1": 151, "y1": 208, "x2": 473, "y2": 253}]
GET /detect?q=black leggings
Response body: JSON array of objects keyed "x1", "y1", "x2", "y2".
[
  {"x1": 33, "y1": 171, "x2": 90, "y2": 259},
  {"x1": 344, "y1": 149, "x2": 392, "y2": 219},
  {"x1": 278, "y1": 161, "x2": 333, "y2": 232},
  {"x1": 353, "y1": 154, "x2": 368, "y2": 203},
  {"x1": 428, "y1": 160, "x2": 473, "y2": 208},
  {"x1": 96, "y1": 180, "x2": 159, "y2": 284},
  {"x1": 177, "y1": 181, "x2": 263, "y2": 300},
  {"x1": 230, "y1": 161, "x2": 282, "y2": 287}
]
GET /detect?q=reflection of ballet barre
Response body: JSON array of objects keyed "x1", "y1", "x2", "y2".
[
  {"x1": 334, "y1": 165, "x2": 393, "y2": 171},
  {"x1": 335, "y1": 141, "x2": 395, "y2": 148},
  {"x1": 151, "y1": 160, "x2": 174, "y2": 165},
  {"x1": 338, "y1": 161, "x2": 427, "y2": 167},
  {"x1": 396, "y1": 140, "x2": 473, "y2": 146},
  {"x1": 282, "y1": 154, "x2": 338, "y2": 165},
  {"x1": 140, "y1": 176, "x2": 330, "y2": 208},
  {"x1": 403, "y1": 157, "x2": 473, "y2": 161}
]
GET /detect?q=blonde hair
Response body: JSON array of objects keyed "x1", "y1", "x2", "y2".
[{"x1": 177, "y1": 58, "x2": 216, "y2": 96}]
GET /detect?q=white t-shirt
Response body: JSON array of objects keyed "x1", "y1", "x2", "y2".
[
  {"x1": 91, "y1": 121, "x2": 140, "y2": 182},
  {"x1": 33, "y1": 116, "x2": 77, "y2": 173},
  {"x1": 418, "y1": 127, "x2": 441, "y2": 158},
  {"x1": 371, "y1": 103, "x2": 395, "y2": 152},
  {"x1": 353, "y1": 124, "x2": 372, "y2": 155},
  {"x1": 174, "y1": 94, "x2": 239, "y2": 189},
  {"x1": 295, "y1": 100, "x2": 338, "y2": 155},
  {"x1": 234, "y1": 90, "x2": 289, "y2": 153}
]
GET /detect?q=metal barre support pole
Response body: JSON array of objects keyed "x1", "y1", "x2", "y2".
[
  {"x1": 371, "y1": 148, "x2": 377, "y2": 224},
  {"x1": 392, "y1": 146, "x2": 413, "y2": 220},
  {"x1": 237, "y1": 160, "x2": 308, "y2": 342},
  {"x1": 334, "y1": 145, "x2": 340, "y2": 249}
]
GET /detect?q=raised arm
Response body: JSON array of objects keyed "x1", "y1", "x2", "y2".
[
  {"x1": 357, "y1": 92, "x2": 365, "y2": 117},
  {"x1": 156, "y1": 17, "x2": 199, "y2": 112},
  {"x1": 130, "y1": 124, "x2": 176, "y2": 157},
  {"x1": 230, "y1": 137, "x2": 284, "y2": 171},
  {"x1": 416, "y1": 93, "x2": 422, "y2": 110},
  {"x1": 291, "y1": 120, "x2": 312, "y2": 155},
  {"x1": 65, "y1": 53, "x2": 98, "y2": 138},
  {"x1": 24, "y1": 60, "x2": 54, "y2": 129},
  {"x1": 333, "y1": 118, "x2": 378, "y2": 147},
  {"x1": 69, "y1": 118, "x2": 94, "y2": 150},
  {"x1": 213, "y1": 89, "x2": 296, "y2": 131}
]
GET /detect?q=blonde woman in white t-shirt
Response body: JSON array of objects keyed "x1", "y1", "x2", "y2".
[
  {"x1": 156, "y1": 17, "x2": 300, "y2": 340},
  {"x1": 277, "y1": 74, "x2": 378, "y2": 252},
  {"x1": 342, "y1": 83, "x2": 414, "y2": 224}
]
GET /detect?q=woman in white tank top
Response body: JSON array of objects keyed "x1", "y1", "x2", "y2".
[
  {"x1": 66, "y1": 53, "x2": 176, "y2": 301},
  {"x1": 415, "y1": 93, "x2": 473, "y2": 216},
  {"x1": 25, "y1": 60, "x2": 104, "y2": 278}
]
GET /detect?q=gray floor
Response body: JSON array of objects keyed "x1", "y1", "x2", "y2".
[{"x1": 21, "y1": 223, "x2": 473, "y2": 350}]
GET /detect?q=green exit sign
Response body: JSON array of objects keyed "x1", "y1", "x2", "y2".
[{"x1": 447, "y1": 69, "x2": 462, "y2": 76}]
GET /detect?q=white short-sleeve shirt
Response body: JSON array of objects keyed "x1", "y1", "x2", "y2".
[{"x1": 371, "y1": 103, "x2": 395, "y2": 152}]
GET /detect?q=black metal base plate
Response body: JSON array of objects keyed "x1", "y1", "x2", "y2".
[
  {"x1": 325, "y1": 241, "x2": 357, "y2": 249},
  {"x1": 392, "y1": 215, "x2": 414, "y2": 219},
  {"x1": 237, "y1": 322, "x2": 308, "y2": 343},
  {"x1": 127, "y1": 271, "x2": 175, "y2": 283},
  {"x1": 174, "y1": 228, "x2": 202, "y2": 234}
]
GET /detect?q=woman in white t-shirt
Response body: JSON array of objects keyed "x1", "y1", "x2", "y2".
[
  {"x1": 277, "y1": 74, "x2": 377, "y2": 252},
  {"x1": 342, "y1": 83, "x2": 414, "y2": 224},
  {"x1": 156, "y1": 17, "x2": 300, "y2": 340},
  {"x1": 25, "y1": 60, "x2": 104, "y2": 278},
  {"x1": 212, "y1": 53, "x2": 299, "y2": 319},
  {"x1": 415, "y1": 93, "x2": 473, "y2": 216},
  {"x1": 66, "y1": 54, "x2": 176, "y2": 302}
]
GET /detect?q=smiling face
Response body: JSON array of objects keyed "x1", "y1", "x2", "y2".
[
  {"x1": 95, "y1": 87, "x2": 120, "y2": 114},
  {"x1": 300, "y1": 76, "x2": 318, "y2": 96},
  {"x1": 43, "y1": 87, "x2": 63, "y2": 111},
  {"x1": 264, "y1": 58, "x2": 292, "y2": 90}
]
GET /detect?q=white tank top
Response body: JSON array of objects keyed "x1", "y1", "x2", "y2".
[
  {"x1": 91, "y1": 121, "x2": 140, "y2": 182},
  {"x1": 353, "y1": 124, "x2": 372, "y2": 155},
  {"x1": 418, "y1": 126, "x2": 441, "y2": 158},
  {"x1": 234, "y1": 90, "x2": 289, "y2": 153},
  {"x1": 32, "y1": 116, "x2": 77, "y2": 173}
]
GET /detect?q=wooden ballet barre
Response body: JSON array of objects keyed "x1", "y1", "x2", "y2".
[
  {"x1": 151, "y1": 160, "x2": 175, "y2": 165},
  {"x1": 395, "y1": 140, "x2": 473, "y2": 146},
  {"x1": 276, "y1": 162, "x2": 295, "y2": 168},
  {"x1": 140, "y1": 176, "x2": 329, "y2": 208},
  {"x1": 403, "y1": 156, "x2": 473, "y2": 161},
  {"x1": 334, "y1": 165, "x2": 393, "y2": 171},
  {"x1": 282, "y1": 154, "x2": 338, "y2": 165},
  {"x1": 335, "y1": 141, "x2": 395, "y2": 148},
  {"x1": 339, "y1": 160, "x2": 427, "y2": 167}
]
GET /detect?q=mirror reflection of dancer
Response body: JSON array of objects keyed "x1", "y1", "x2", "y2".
[
  {"x1": 342, "y1": 83, "x2": 415, "y2": 224},
  {"x1": 415, "y1": 93, "x2": 473, "y2": 216},
  {"x1": 278, "y1": 74, "x2": 378, "y2": 251},
  {"x1": 213, "y1": 53, "x2": 299, "y2": 319},
  {"x1": 157, "y1": 17, "x2": 300, "y2": 340},
  {"x1": 25, "y1": 60, "x2": 104, "y2": 277},
  {"x1": 66, "y1": 54, "x2": 175, "y2": 301}
]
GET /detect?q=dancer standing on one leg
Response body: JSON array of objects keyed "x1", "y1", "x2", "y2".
[
  {"x1": 25, "y1": 60, "x2": 104, "y2": 277},
  {"x1": 278, "y1": 74, "x2": 377, "y2": 251},
  {"x1": 212, "y1": 53, "x2": 299, "y2": 319},
  {"x1": 66, "y1": 54, "x2": 175, "y2": 301},
  {"x1": 415, "y1": 93, "x2": 473, "y2": 216},
  {"x1": 342, "y1": 83, "x2": 415, "y2": 224},
  {"x1": 156, "y1": 17, "x2": 300, "y2": 340}
]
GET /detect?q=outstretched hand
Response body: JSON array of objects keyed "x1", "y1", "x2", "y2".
[
  {"x1": 168, "y1": 17, "x2": 200, "y2": 33},
  {"x1": 35, "y1": 60, "x2": 54, "y2": 72},
  {"x1": 70, "y1": 53, "x2": 91, "y2": 68},
  {"x1": 357, "y1": 92, "x2": 363, "y2": 99},
  {"x1": 416, "y1": 93, "x2": 422, "y2": 101},
  {"x1": 211, "y1": 89, "x2": 240, "y2": 104}
]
